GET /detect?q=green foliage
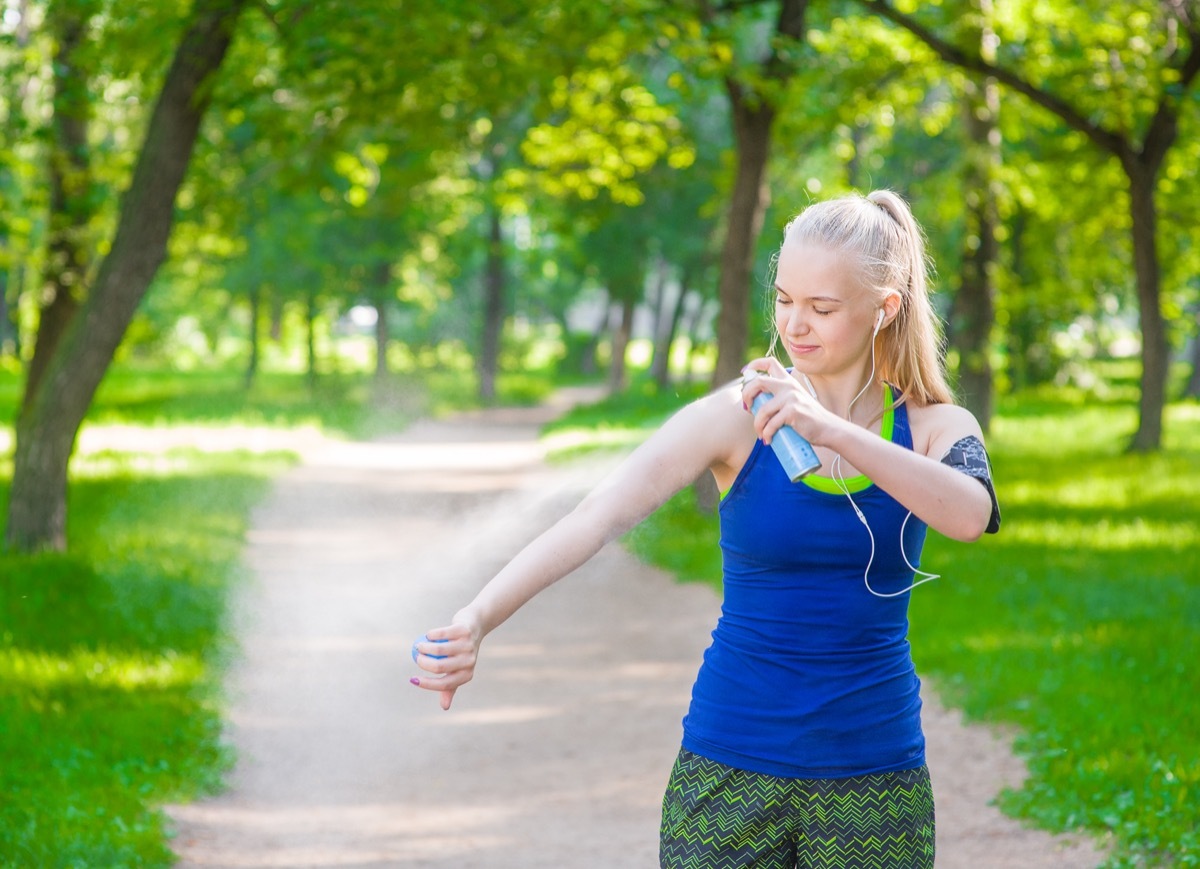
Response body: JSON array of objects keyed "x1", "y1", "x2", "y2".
[
  {"x1": 589, "y1": 382, "x2": 1200, "y2": 867},
  {"x1": 0, "y1": 451, "x2": 292, "y2": 866},
  {"x1": 540, "y1": 375, "x2": 707, "y2": 461},
  {"x1": 542, "y1": 374, "x2": 704, "y2": 430}
]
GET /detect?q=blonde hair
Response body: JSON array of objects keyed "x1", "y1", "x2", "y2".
[{"x1": 771, "y1": 190, "x2": 954, "y2": 408}]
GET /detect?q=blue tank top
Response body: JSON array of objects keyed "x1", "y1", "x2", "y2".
[{"x1": 681, "y1": 392, "x2": 927, "y2": 779}]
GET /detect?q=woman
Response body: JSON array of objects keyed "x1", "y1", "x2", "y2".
[{"x1": 411, "y1": 190, "x2": 1001, "y2": 868}]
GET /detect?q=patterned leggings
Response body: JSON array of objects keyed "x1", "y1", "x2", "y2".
[{"x1": 660, "y1": 749, "x2": 935, "y2": 869}]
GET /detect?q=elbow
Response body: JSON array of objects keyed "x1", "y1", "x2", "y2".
[
  {"x1": 940, "y1": 502, "x2": 993, "y2": 543},
  {"x1": 929, "y1": 486, "x2": 994, "y2": 542},
  {"x1": 945, "y1": 523, "x2": 986, "y2": 544}
]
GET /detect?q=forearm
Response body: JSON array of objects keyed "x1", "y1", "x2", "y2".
[
  {"x1": 826, "y1": 420, "x2": 993, "y2": 541},
  {"x1": 445, "y1": 389, "x2": 742, "y2": 646},
  {"x1": 453, "y1": 501, "x2": 616, "y2": 638}
]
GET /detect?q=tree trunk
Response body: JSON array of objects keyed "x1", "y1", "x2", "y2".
[
  {"x1": 269, "y1": 291, "x2": 284, "y2": 342},
  {"x1": 0, "y1": 0, "x2": 31, "y2": 360},
  {"x1": 652, "y1": 263, "x2": 690, "y2": 389},
  {"x1": 710, "y1": 0, "x2": 809, "y2": 388},
  {"x1": 305, "y1": 291, "x2": 318, "y2": 392},
  {"x1": 608, "y1": 296, "x2": 636, "y2": 394},
  {"x1": 1184, "y1": 306, "x2": 1200, "y2": 399},
  {"x1": 479, "y1": 207, "x2": 504, "y2": 402},
  {"x1": 712, "y1": 83, "x2": 774, "y2": 388},
  {"x1": 244, "y1": 283, "x2": 261, "y2": 390},
  {"x1": 948, "y1": 1, "x2": 999, "y2": 432},
  {"x1": 375, "y1": 300, "x2": 390, "y2": 381},
  {"x1": 1125, "y1": 158, "x2": 1167, "y2": 452},
  {"x1": 681, "y1": 290, "x2": 711, "y2": 383},
  {"x1": 648, "y1": 260, "x2": 674, "y2": 387},
  {"x1": 0, "y1": 272, "x2": 12, "y2": 358},
  {"x1": 579, "y1": 291, "x2": 609, "y2": 378},
  {"x1": 23, "y1": 0, "x2": 96, "y2": 414},
  {"x1": 372, "y1": 260, "x2": 391, "y2": 382},
  {"x1": 6, "y1": 0, "x2": 248, "y2": 553}
]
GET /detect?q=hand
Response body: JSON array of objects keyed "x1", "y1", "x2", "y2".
[
  {"x1": 410, "y1": 615, "x2": 481, "y2": 711},
  {"x1": 740, "y1": 357, "x2": 830, "y2": 446}
]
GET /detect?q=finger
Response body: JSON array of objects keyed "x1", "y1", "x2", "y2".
[
  {"x1": 749, "y1": 396, "x2": 779, "y2": 444},
  {"x1": 743, "y1": 356, "x2": 788, "y2": 379},
  {"x1": 410, "y1": 669, "x2": 467, "y2": 691},
  {"x1": 440, "y1": 687, "x2": 456, "y2": 711},
  {"x1": 413, "y1": 651, "x2": 450, "y2": 675},
  {"x1": 425, "y1": 624, "x2": 470, "y2": 642}
]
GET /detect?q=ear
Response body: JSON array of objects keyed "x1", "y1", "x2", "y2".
[{"x1": 879, "y1": 292, "x2": 902, "y2": 330}]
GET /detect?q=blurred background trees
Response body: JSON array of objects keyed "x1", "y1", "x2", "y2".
[{"x1": 2, "y1": 0, "x2": 1198, "y2": 551}]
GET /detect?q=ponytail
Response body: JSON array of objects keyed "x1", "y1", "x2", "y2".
[{"x1": 779, "y1": 190, "x2": 954, "y2": 408}]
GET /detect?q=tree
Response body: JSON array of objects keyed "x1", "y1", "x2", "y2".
[
  {"x1": 859, "y1": 0, "x2": 1200, "y2": 450},
  {"x1": 947, "y1": 0, "x2": 1001, "y2": 431},
  {"x1": 6, "y1": 0, "x2": 249, "y2": 552},
  {"x1": 0, "y1": 0, "x2": 35, "y2": 360},
  {"x1": 23, "y1": 0, "x2": 100, "y2": 414},
  {"x1": 700, "y1": 0, "x2": 812, "y2": 386}
]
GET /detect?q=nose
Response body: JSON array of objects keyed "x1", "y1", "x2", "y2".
[{"x1": 783, "y1": 306, "x2": 810, "y2": 338}]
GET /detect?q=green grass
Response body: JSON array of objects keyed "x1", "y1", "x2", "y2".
[
  {"x1": 0, "y1": 451, "x2": 294, "y2": 867},
  {"x1": 0, "y1": 360, "x2": 557, "y2": 439},
  {"x1": 560, "y1": 383, "x2": 1200, "y2": 868},
  {"x1": 0, "y1": 357, "x2": 566, "y2": 866},
  {"x1": 2, "y1": 356, "x2": 1195, "y2": 865},
  {"x1": 0, "y1": 362, "x2": 406, "y2": 865}
]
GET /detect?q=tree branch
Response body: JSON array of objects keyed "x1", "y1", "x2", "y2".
[
  {"x1": 1140, "y1": 16, "x2": 1200, "y2": 166},
  {"x1": 856, "y1": 0, "x2": 1131, "y2": 160},
  {"x1": 715, "y1": 0, "x2": 772, "y2": 14}
]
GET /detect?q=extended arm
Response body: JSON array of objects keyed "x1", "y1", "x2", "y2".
[{"x1": 413, "y1": 387, "x2": 748, "y2": 709}]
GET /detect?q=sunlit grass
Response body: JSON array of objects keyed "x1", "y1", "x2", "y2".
[
  {"x1": 0, "y1": 469, "x2": 296, "y2": 864},
  {"x1": 0, "y1": 439, "x2": 296, "y2": 864},
  {"x1": 0, "y1": 647, "x2": 204, "y2": 694},
  {"x1": 553, "y1": 383, "x2": 1200, "y2": 868},
  {"x1": 0, "y1": 357, "x2": 566, "y2": 865}
]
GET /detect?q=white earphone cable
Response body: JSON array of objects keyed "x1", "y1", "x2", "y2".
[{"x1": 821, "y1": 322, "x2": 941, "y2": 598}]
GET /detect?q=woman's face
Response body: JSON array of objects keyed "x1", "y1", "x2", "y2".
[{"x1": 773, "y1": 241, "x2": 879, "y2": 377}]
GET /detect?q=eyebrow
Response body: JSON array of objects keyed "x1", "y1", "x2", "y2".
[{"x1": 774, "y1": 285, "x2": 844, "y2": 304}]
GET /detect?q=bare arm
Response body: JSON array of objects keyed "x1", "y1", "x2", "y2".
[
  {"x1": 413, "y1": 386, "x2": 749, "y2": 708},
  {"x1": 814, "y1": 404, "x2": 993, "y2": 541},
  {"x1": 742, "y1": 358, "x2": 994, "y2": 542}
]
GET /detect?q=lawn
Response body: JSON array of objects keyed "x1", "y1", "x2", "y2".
[
  {"x1": 0, "y1": 364, "x2": 415, "y2": 866},
  {"x1": 0, "y1": 360, "x2": 557, "y2": 866},
  {"x1": 0, "y1": 451, "x2": 293, "y2": 866}
]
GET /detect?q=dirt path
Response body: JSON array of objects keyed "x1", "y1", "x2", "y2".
[{"x1": 166, "y1": 394, "x2": 1106, "y2": 868}]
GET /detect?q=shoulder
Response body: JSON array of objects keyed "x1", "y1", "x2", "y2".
[
  {"x1": 670, "y1": 379, "x2": 753, "y2": 438},
  {"x1": 904, "y1": 400, "x2": 985, "y2": 459},
  {"x1": 653, "y1": 380, "x2": 756, "y2": 475}
]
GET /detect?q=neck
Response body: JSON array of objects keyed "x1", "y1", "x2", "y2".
[{"x1": 798, "y1": 366, "x2": 883, "y2": 424}]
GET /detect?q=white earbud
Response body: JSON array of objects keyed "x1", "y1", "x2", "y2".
[{"x1": 873, "y1": 310, "x2": 885, "y2": 336}]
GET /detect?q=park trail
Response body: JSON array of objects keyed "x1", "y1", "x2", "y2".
[{"x1": 165, "y1": 388, "x2": 1107, "y2": 868}]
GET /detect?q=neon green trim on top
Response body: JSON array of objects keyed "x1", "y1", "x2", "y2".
[
  {"x1": 720, "y1": 384, "x2": 896, "y2": 499},
  {"x1": 802, "y1": 384, "x2": 894, "y2": 494}
]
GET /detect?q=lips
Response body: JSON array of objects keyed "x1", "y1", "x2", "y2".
[{"x1": 788, "y1": 342, "x2": 820, "y2": 355}]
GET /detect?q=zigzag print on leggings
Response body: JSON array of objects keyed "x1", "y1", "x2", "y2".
[{"x1": 659, "y1": 749, "x2": 935, "y2": 869}]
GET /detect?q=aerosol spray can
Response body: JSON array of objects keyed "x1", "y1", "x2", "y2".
[{"x1": 742, "y1": 371, "x2": 822, "y2": 482}]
